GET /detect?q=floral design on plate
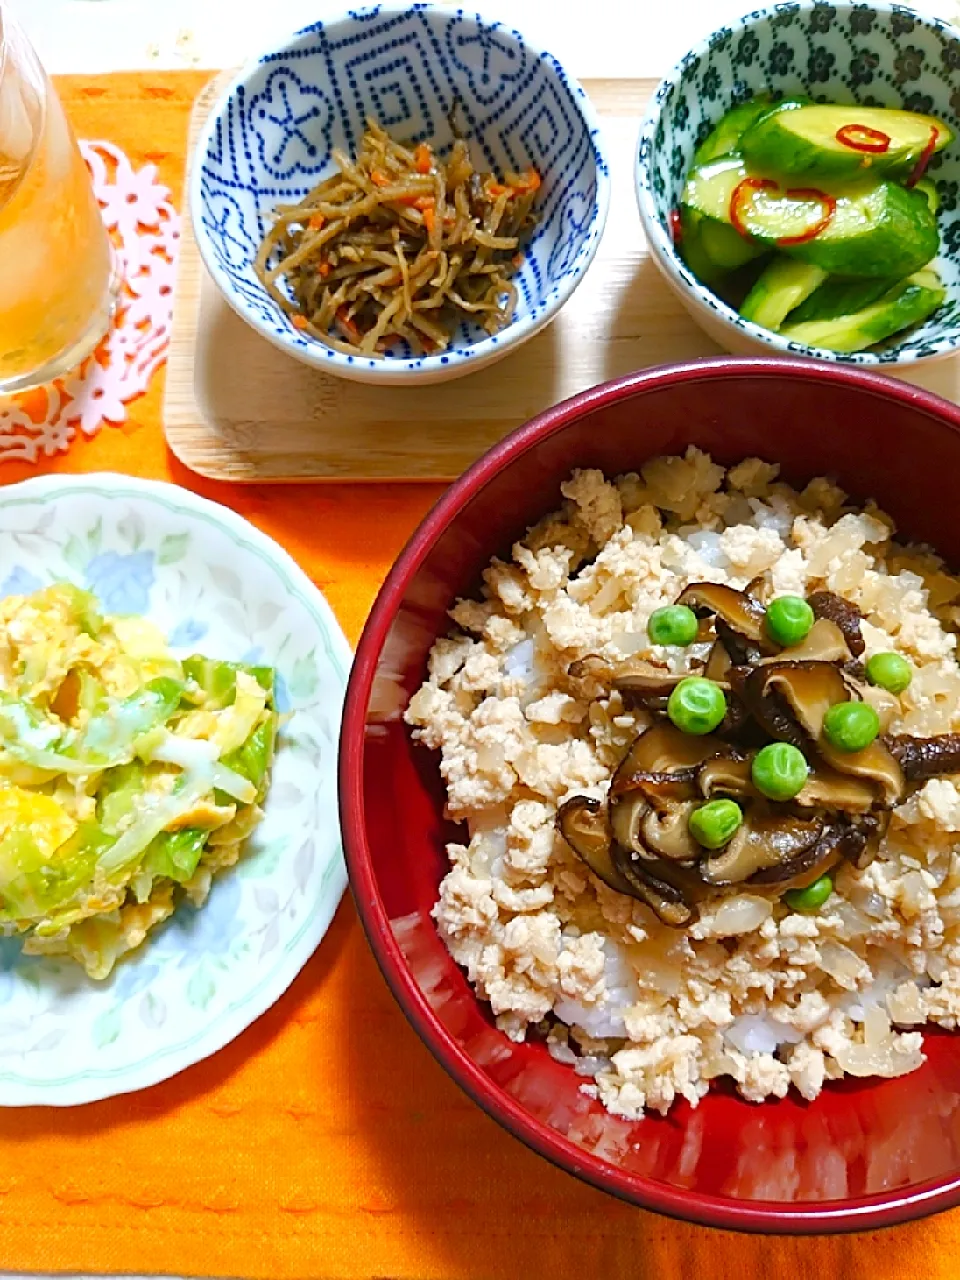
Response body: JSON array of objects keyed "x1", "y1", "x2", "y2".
[{"x1": 0, "y1": 474, "x2": 351, "y2": 1106}]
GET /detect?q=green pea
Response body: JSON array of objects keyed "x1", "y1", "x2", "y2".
[
  {"x1": 784, "y1": 874, "x2": 833, "y2": 913},
  {"x1": 647, "y1": 605, "x2": 699, "y2": 647},
  {"x1": 751, "y1": 742, "x2": 809, "y2": 801},
  {"x1": 823, "y1": 701, "x2": 880, "y2": 753},
  {"x1": 666, "y1": 677, "x2": 727, "y2": 735},
  {"x1": 765, "y1": 595, "x2": 815, "y2": 647},
  {"x1": 866, "y1": 651, "x2": 912, "y2": 695},
  {"x1": 689, "y1": 799, "x2": 743, "y2": 850}
]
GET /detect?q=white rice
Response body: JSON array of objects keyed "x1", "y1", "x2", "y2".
[{"x1": 407, "y1": 449, "x2": 960, "y2": 1117}]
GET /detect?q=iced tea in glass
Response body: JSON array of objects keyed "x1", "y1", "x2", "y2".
[{"x1": 0, "y1": 3, "x2": 115, "y2": 394}]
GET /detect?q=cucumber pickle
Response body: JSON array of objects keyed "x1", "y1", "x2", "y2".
[{"x1": 674, "y1": 96, "x2": 950, "y2": 351}]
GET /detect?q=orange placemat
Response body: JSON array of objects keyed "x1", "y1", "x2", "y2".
[{"x1": 0, "y1": 71, "x2": 952, "y2": 1280}]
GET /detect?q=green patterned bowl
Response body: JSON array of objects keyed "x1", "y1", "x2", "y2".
[{"x1": 636, "y1": 1, "x2": 960, "y2": 365}]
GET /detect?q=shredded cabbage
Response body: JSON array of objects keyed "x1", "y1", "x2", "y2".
[
  {"x1": 97, "y1": 771, "x2": 217, "y2": 874},
  {"x1": 0, "y1": 585, "x2": 278, "y2": 978}
]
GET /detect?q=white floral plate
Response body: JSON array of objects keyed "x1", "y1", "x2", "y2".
[{"x1": 0, "y1": 473, "x2": 351, "y2": 1105}]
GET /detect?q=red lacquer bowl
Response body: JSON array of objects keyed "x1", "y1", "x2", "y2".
[{"x1": 340, "y1": 357, "x2": 960, "y2": 1232}]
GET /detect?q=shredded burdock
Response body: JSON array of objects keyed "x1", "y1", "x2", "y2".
[{"x1": 254, "y1": 118, "x2": 539, "y2": 357}]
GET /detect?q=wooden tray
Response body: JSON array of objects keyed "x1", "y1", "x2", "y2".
[{"x1": 164, "y1": 74, "x2": 960, "y2": 483}]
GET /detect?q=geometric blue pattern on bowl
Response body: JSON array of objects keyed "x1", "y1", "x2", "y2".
[
  {"x1": 636, "y1": 1, "x2": 960, "y2": 366},
  {"x1": 191, "y1": 3, "x2": 611, "y2": 384}
]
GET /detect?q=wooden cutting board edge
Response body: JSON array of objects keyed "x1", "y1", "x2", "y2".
[
  {"x1": 163, "y1": 74, "x2": 960, "y2": 484},
  {"x1": 161, "y1": 74, "x2": 662, "y2": 484}
]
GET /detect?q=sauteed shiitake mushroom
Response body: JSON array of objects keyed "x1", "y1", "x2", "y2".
[{"x1": 557, "y1": 580, "x2": 960, "y2": 928}]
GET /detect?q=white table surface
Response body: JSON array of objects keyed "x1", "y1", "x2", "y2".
[
  {"x1": 7, "y1": 0, "x2": 960, "y2": 1276},
  {"x1": 19, "y1": 0, "x2": 960, "y2": 79},
  {"x1": 15, "y1": 0, "x2": 796, "y2": 77}
]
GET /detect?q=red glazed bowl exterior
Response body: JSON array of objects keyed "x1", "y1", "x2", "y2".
[{"x1": 340, "y1": 357, "x2": 960, "y2": 1232}]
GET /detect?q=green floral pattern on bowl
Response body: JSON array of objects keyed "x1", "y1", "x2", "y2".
[
  {"x1": 636, "y1": 1, "x2": 960, "y2": 364},
  {"x1": 0, "y1": 474, "x2": 351, "y2": 1106}
]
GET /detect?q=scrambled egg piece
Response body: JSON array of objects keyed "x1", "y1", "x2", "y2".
[
  {"x1": 0, "y1": 584, "x2": 277, "y2": 979},
  {"x1": 0, "y1": 786, "x2": 76, "y2": 855}
]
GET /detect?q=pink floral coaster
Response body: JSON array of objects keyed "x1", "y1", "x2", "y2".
[{"x1": 0, "y1": 141, "x2": 180, "y2": 464}]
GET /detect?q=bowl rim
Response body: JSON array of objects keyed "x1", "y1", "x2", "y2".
[
  {"x1": 634, "y1": 0, "x2": 960, "y2": 368},
  {"x1": 189, "y1": 1, "x2": 612, "y2": 383},
  {"x1": 340, "y1": 354, "x2": 960, "y2": 1232}
]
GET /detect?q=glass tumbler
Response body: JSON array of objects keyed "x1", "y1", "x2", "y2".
[{"x1": 0, "y1": 2, "x2": 116, "y2": 394}]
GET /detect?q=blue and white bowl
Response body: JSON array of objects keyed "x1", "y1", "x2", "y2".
[
  {"x1": 191, "y1": 3, "x2": 610, "y2": 386},
  {"x1": 636, "y1": 1, "x2": 960, "y2": 366}
]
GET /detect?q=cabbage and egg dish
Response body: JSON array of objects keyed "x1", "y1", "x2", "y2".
[{"x1": 0, "y1": 584, "x2": 277, "y2": 979}]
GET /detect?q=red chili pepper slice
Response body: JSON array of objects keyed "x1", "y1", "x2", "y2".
[
  {"x1": 669, "y1": 209, "x2": 683, "y2": 245},
  {"x1": 729, "y1": 177, "x2": 778, "y2": 238},
  {"x1": 777, "y1": 187, "x2": 837, "y2": 245},
  {"x1": 835, "y1": 122, "x2": 891, "y2": 154},
  {"x1": 729, "y1": 178, "x2": 835, "y2": 244},
  {"x1": 906, "y1": 125, "x2": 939, "y2": 188}
]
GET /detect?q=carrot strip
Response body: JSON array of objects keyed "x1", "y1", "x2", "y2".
[
  {"x1": 393, "y1": 193, "x2": 434, "y2": 209},
  {"x1": 336, "y1": 307, "x2": 361, "y2": 342},
  {"x1": 370, "y1": 170, "x2": 390, "y2": 187},
  {"x1": 414, "y1": 143, "x2": 432, "y2": 174},
  {"x1": 512, "y1": 168, "x2": 541, "y2": 193},
  {"x1": 291, "y1": 314, "x2": 310, "y2": 331}
]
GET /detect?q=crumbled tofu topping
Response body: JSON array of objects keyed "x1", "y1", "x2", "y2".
[{"x1": 406, "y1": 449, "x2": 960, "y2": 1116}]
